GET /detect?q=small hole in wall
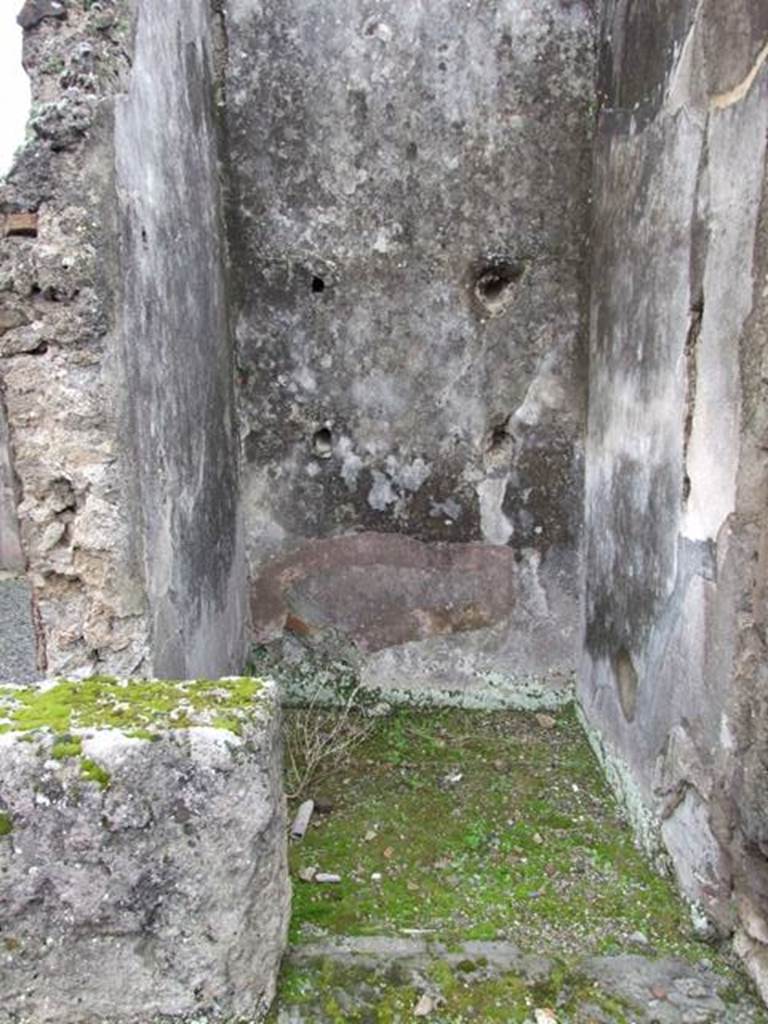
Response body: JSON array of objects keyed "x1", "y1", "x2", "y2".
[
  {"x1": 479, "y1": 274, "x2": 508, "y2": 302},
  {"x1": 311, "y1": 275, "x2": 325, "y2": 294},
  {"x1": 486, "y1": 414, "x2": 512, "y2": 452},
  {"x1": 473, "y1": 259, "x2": 526, "y2": 314},
  {"x1": 311, "y1": 427, "x2": 333, "y2": 459},
  {"x1": 613, "y1": 647, "x2": 638, "y2": 723}
]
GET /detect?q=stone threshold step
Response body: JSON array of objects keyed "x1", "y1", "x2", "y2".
[{"x1": 275, "y1": 936, "x2": 764, "y2": 1023}]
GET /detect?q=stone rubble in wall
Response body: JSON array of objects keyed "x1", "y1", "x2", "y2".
[{"x1": 0, "y1": 0, "x2": 150, "y2": 676}]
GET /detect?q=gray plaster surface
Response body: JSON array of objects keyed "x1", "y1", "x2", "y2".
[
  {"x1": 225, "y1": 0, "x2": 595, "y2": 691},
  {"x1": 581, "y1": 0, "x2": 768, "y2": 997},
  {"x1": 0, "y1": 577, "x2": 38, "y2": 682},
  {"x1": 114, "y1": 0, "x2": 248, "y2": 678}
]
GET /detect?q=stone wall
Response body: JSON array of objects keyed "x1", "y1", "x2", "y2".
[
  {"x1": 0, "y1": 0, "x2": 248, "y2": 680},
  {"x1": 0, "y1": 0, "x2": 145, "y2": 679},
  {"x1": 580, "y1": 0, "x2": 768, "y2": 996},
  {"x1": 224, "y1": 0, "x2": 596, "y2": 702}
]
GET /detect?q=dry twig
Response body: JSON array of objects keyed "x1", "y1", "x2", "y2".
[{"x1": 283, "y1": 681, "x2": 377, "y2": 801}]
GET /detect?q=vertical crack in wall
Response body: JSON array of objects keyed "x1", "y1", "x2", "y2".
[
  {"x1": 210, "y1": 0, "x2": 230, "y2": 112},
  {"x1": 682, "y1": 294, "x2": 703, "y2": 506},
  {"x1": 682, "y1": 110, "x2": 711, "y2": 514}
]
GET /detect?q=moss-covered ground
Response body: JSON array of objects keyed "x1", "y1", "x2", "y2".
[{"x1": 271, "y1": 705, "x2": 767, "y2": 1022}]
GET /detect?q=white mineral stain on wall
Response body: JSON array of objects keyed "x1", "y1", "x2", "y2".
[
  {"x1": 477, "y1": 476, "x2": 513, "y2": 546},
  {"x1": 682, "y1": 78, "x2": 768, "y2": 542}
]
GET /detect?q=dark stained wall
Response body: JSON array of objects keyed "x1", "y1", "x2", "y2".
[
  {"x1": 114, "y1": 0, "x2": 248, "y2": 678},
  {"x1": 581, "y1": 0, "x2": 768, "y2": 996}
]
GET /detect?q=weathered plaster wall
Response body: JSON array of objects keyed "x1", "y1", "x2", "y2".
[
  {"x1": 224, "y1": 0, "x2": 595, "y2": 701},
  {"x1": 580, "y1": 0, "x2": 768, "y2": 995},
  {"x1": 2, "y1": 0, "x2": 768, "y2": 1005},
  {"x1": 0, "y1": 0, "x2": 247, "y2": 680},
  {"x1": 114, "y1": 0, "x2": 248, "y2": 678}
]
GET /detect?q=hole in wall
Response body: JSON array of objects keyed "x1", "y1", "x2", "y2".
[
  {"x1": 49, "y1": 477, "x2": 76, "y2": 512},
  {"x1": 473, "y1": 259, "x2": 526, "y2": 315},
  {"x1": 311, "y1": 427, "x2": 333, "y2": 459},
  {"x1": 613, "y1": 647, "x2": 638, "y2": 722},
  {"x1": 486, "y1": 414, "x2": 512, "y2": 452},
  {"x1": 311, "y1": 275, "x2": 325, "y2": 294},
  {"x1": 479, "y1": 275, "x2": 509, "y2": 302},
  {"x1": 362, "y1": 17, "x2": 391, "y2": 39}
]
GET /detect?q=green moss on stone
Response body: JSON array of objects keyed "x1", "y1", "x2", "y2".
[
  {"x1": 80, "y1": 758, "x2": 111, "y2": 789},
  {"x1": 0, "y1": 676, "x2": 265, "y2": 739},
  {"x1": 0, "y1": 812, "x2": 13, "y2": 836},
  {"x1": 272, "y1": 704, "x2": 767, "y2": 1020},
  {"x1": 268, "y1": 954, "x2": 641, "y2": 1024},
  {"x1": 51, "y1": 735, "x2": 83, "y2": 760}
]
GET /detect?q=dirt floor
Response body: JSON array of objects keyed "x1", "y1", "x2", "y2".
[{"x1": 268, "y1": 705, "x2": 767, "y2": 1023}]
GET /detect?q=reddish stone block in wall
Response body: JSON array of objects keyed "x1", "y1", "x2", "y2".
[{"x1": 251, "y1": 532, "x2": 518, "y2": 653}]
